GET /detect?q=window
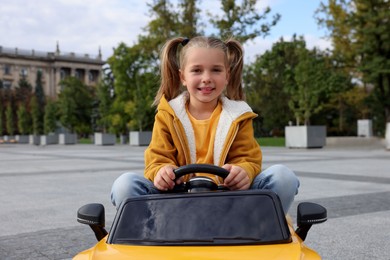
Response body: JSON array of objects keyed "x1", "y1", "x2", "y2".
[
  {"x1": 20, "y1": 67, "x2": 28, "y2": 76},
  {"x1": 3, "y1": 80, "x2": 12, "y2": 89},
  {"x1": 4, "y1": 64, "x2": 11, "y2": 75},
  {"x1": 88, "y1": 70, "x2": 97, "y2": 82}
]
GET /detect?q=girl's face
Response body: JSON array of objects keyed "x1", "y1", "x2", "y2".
[{"x1": 180, "y1": 47, "x2": 229, "y2": 108}]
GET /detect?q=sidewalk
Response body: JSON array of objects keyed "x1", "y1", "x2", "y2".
[{"x1": 0, "y1": 144, "x2": 389, "y2": 259}]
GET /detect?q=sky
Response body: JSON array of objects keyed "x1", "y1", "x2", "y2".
[{"x1": 0, "y1": 0, "x2": 332, "y2": 63}]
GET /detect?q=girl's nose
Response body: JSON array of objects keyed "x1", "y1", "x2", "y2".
[{"x1": 202, "y1": 72, "x2": 211, "y2": 83}]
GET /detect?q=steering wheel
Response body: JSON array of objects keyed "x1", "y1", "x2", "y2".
[{"x1": 172, "y1": 164, "x2": 230, "y2": 193}]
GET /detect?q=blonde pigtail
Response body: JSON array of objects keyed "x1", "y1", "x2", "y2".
[
  {"x1": 153, "y1": 37, "x2": 185, "y2": 106},
  {"x1": 225, "y1": 39, "x2": 245, "y2": 101}
]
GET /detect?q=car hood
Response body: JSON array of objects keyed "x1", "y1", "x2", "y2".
[{"x1": 74, "y1": 236, "x2": 320, "y2": 260}]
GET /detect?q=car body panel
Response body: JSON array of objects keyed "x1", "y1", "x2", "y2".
[
  {"x1": 74, "y1": 186, "x2": 325, "y2": 259},
  {"x1": 74, "y1": 235, "x2": 320, "y2": 260}
]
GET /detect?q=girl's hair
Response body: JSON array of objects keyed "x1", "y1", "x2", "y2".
[{"x1": 153, "y1": 36, "x2": 244, "y2": 106}]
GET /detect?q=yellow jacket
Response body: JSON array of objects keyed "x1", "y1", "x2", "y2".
[{"x1": 144, "y1": 92, "x2": 262, "y2": 183}]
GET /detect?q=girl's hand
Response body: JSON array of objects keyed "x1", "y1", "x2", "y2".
[
  {"x1": 222, "y1": 164, "x2": 250, "y2": 190},
  {"x1": 154, "y1": 165, "x2": 177, "y2": 191}
]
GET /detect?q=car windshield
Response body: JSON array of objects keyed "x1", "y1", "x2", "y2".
[{"x1": 109, "y1": 190, "x2": 291, "y2": 245}]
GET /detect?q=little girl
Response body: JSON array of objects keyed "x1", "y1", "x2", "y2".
[{"x1": 111, "y1": 36, "x2": 299, "y2": 213}]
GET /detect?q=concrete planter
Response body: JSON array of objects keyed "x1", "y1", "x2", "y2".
[
  {"x1": 129, "y1": 131, "x2": 152, "y2": 146},
  {"x1": 29, "y1": 135, "x2": 40, "y2": 145},
  {"x1": 15, "y1": 135, "x2": 29, "y2": 144},
  {"x1": 94, "y1": 132, "x2": 116, "y2": 145},
  {"x1": 3, "y1": 135, "x2": 16, "y2": 143},
  {"x1": 59, "y1": 133, "x2": 77, "y2": 145},
  {"x1": 41, "y1": 134, "x2": 59, "y2": 145},
  {"x1": 285, "y1": 125, "x2": 326, "y2": 148},
  {"x1": 357, "y1": 119, "x2": 373, "y2": 137},
  {"x1": 385, "y1": 122, "x2": 390, "y2": 150},
  {"x1": 119, "y1": 134, "x2": 128, "y2": 144}
]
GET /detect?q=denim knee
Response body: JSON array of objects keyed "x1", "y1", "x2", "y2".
[
  {"x1": 110, "y1": 172, "x2": 149, "y2": 209},
  {"x1": 252, "y1": 164, "x2": 300, "y2": 213}
]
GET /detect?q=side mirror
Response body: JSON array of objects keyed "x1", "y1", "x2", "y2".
[
  {"x1": 77, "y1": 203, "x2": 108, "y2": 241},
  {"x1": 295, "y1": 202, "x2": 327, "y2": 241}
]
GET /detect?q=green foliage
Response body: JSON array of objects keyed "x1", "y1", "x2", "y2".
[
  {"x1": 108, "y1": 41, "x2": 158, "y2": 132},
  {"x1": 245, "y1": 36, "x2": 303, "y2": 133},
  {"x1": 208, "y1": 0, "x2": 280, "y2": 42},
  {"x1": 15, "y1": 75, "x2": 32, "y2": 105},
  {"x1": 246, "y1": 35, "x2": 353, "y2": 133},
  {"x1": 106, "y1": 0, "x2": 281, "y2": 134},
  {"x1": 0, "y1": 107, "x2": 3, "y2": 135},
  {"x1": 289, "y1": 48, "x2": 329, "y2": 125},
  {"x1": 35, "y1": 70, "x2": 46, "y2": 111},
  {"x1": 5, "y1": 103, "x2": 15, "y2": 135},
  {"x1": 94, "y1": 69, "x2": 114, "y2": 133},
  {"x1": 125, "y1": 71, "x2": 157, "y2": 131},
  {"x1": 0, "y1": 90, "x2": 3, "y2": 135},
  {"x1": 316, "y1": 0, "x2": 390, "y2": 133},
  {"x1": 57, "y1": 77, "x2": 94, "y2": 135},
  {"x1": 30, "y1": 96, "x2": 42, "y2": 135},
  {"x1": 44, "y1": 99, "x2": 58, "y2": 134},
  {"x1": 17, "y1": 104, "x2": 30, "y2": 135}
]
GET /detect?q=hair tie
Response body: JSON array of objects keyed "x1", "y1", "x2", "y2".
[{"x1": 181, "y1": 38, "x2": 190, "y2": 46}]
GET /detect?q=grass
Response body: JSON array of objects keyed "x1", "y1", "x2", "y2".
[
  {"x1": 256, "y1": 137, "x2": 285, "y2": 147},
  {"x1": 78, "y1": 137, "x2": 93, "y2": 144}
]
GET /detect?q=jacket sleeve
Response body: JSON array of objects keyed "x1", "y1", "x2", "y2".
[
  {"x1": 225, "y1": 117, "x2": 262, "y2": 183},
  {"x1": 144, "y1": 110, "x2": 179, "y2": 182}
]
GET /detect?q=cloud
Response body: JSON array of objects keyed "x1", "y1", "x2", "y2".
[
  {"x1": 243, "y1": 34, "x2": 332, "y2": 64},
  {"x1": 1, "y1": 0, "x2": 330, "y2": 62},
  {"x1": 0, "y1": 0, "x2": 148, "y2": 59}
]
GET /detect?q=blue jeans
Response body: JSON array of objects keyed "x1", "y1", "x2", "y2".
[{"x1": 111, "y1": 164, "x2": 300, "y2": 213}]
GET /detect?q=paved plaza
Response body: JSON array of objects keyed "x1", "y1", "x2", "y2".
[{"x1": 0, "y1": 142, "x2": 389, "y2": 259}]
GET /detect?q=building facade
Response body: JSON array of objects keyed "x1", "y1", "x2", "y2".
[{"x1": 0, "y1": 44, "x2": 105, "y2": 98}]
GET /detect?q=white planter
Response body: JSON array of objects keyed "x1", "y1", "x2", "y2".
[
  {"x1": 59, "y1": 133, "x2": 77, "y2": 145},
  {"x1": 94, "y1": 132, "x2": 116, "y2": 145},
  {"x1": 41, "y1": 134, "x2": 59, "y2": 145},
  {"x1": 29, "y1": 135, "x2": 40, "y2": 145},
  {"x1": 357, "y1": 119, "x2": 373, "y2": 137},
  {"x1": 285, "y1": 125, "x2": 326, "y2": 148},
  {"x1": 15, "y1": 135, "x2": 29, "y2": 144},
  {"x1": 385, "y1": 122, "x2": 390, "y2": 150},
  {"x1": 129, "y1": 131, "x2": 152, "y2": 146}
]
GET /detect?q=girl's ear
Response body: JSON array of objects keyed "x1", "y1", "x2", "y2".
[
  {"x1": 225, "y1": 69, "x2": 230, "y2": 85},
  {"x1": 179, "y1": 69, "x2": 186, "y2": 86}
]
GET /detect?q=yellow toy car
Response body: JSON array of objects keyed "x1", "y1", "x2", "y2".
[{"x1": 74, "y1": 164, "x2": 327, "y2": 260}]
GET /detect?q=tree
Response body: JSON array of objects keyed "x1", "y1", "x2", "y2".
[
  {"x1": 316, "y1": 0, "x2": 390, "y2": 133},
  {"x1": 44, "y1": 99, "x2": 58, "y2": 134},
  {"x1": 17, "y1": 104, "x2": 30, "y2": 135},
  {"x1": 0, "y1": 105, "x2": 3, "y2": 136},
  {"x1": 179, "y1": 0, "x2": 202, "y2": 37},
  {"x1": 208, "y1": 0, "x2": 280, "y2": 42},
  {"x1": 94, "y1": 67, "x2": 114, "y2": 133},
  {"x1": 5, "y1": 103, "x2": 15, "y2": 135},
  {"x1": 57, "y1": 77, "x2": 94, "y2": 135},
  {"x1": 107, "y1": 0, "x2": 280, "y2": 136},
  {"x1": 245, "y1": 36, "x2": 303, "y2": 134},
  {"x1": 15, "y1": 75, "x2": 32, "y2": 105},
  {"x1": 0, "y1": 86, "x2": 4, "y2": 135},
  {"x1": 30, "y1": 96, "x2": 41, "y2": 135},
  {"x1": 35, "y1": 70, "x2": 46, "y2": 112}
]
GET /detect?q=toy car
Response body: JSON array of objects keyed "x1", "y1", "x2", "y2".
[{"x1": 74, "y1": 164, "x2": 327, "y2": 259}]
